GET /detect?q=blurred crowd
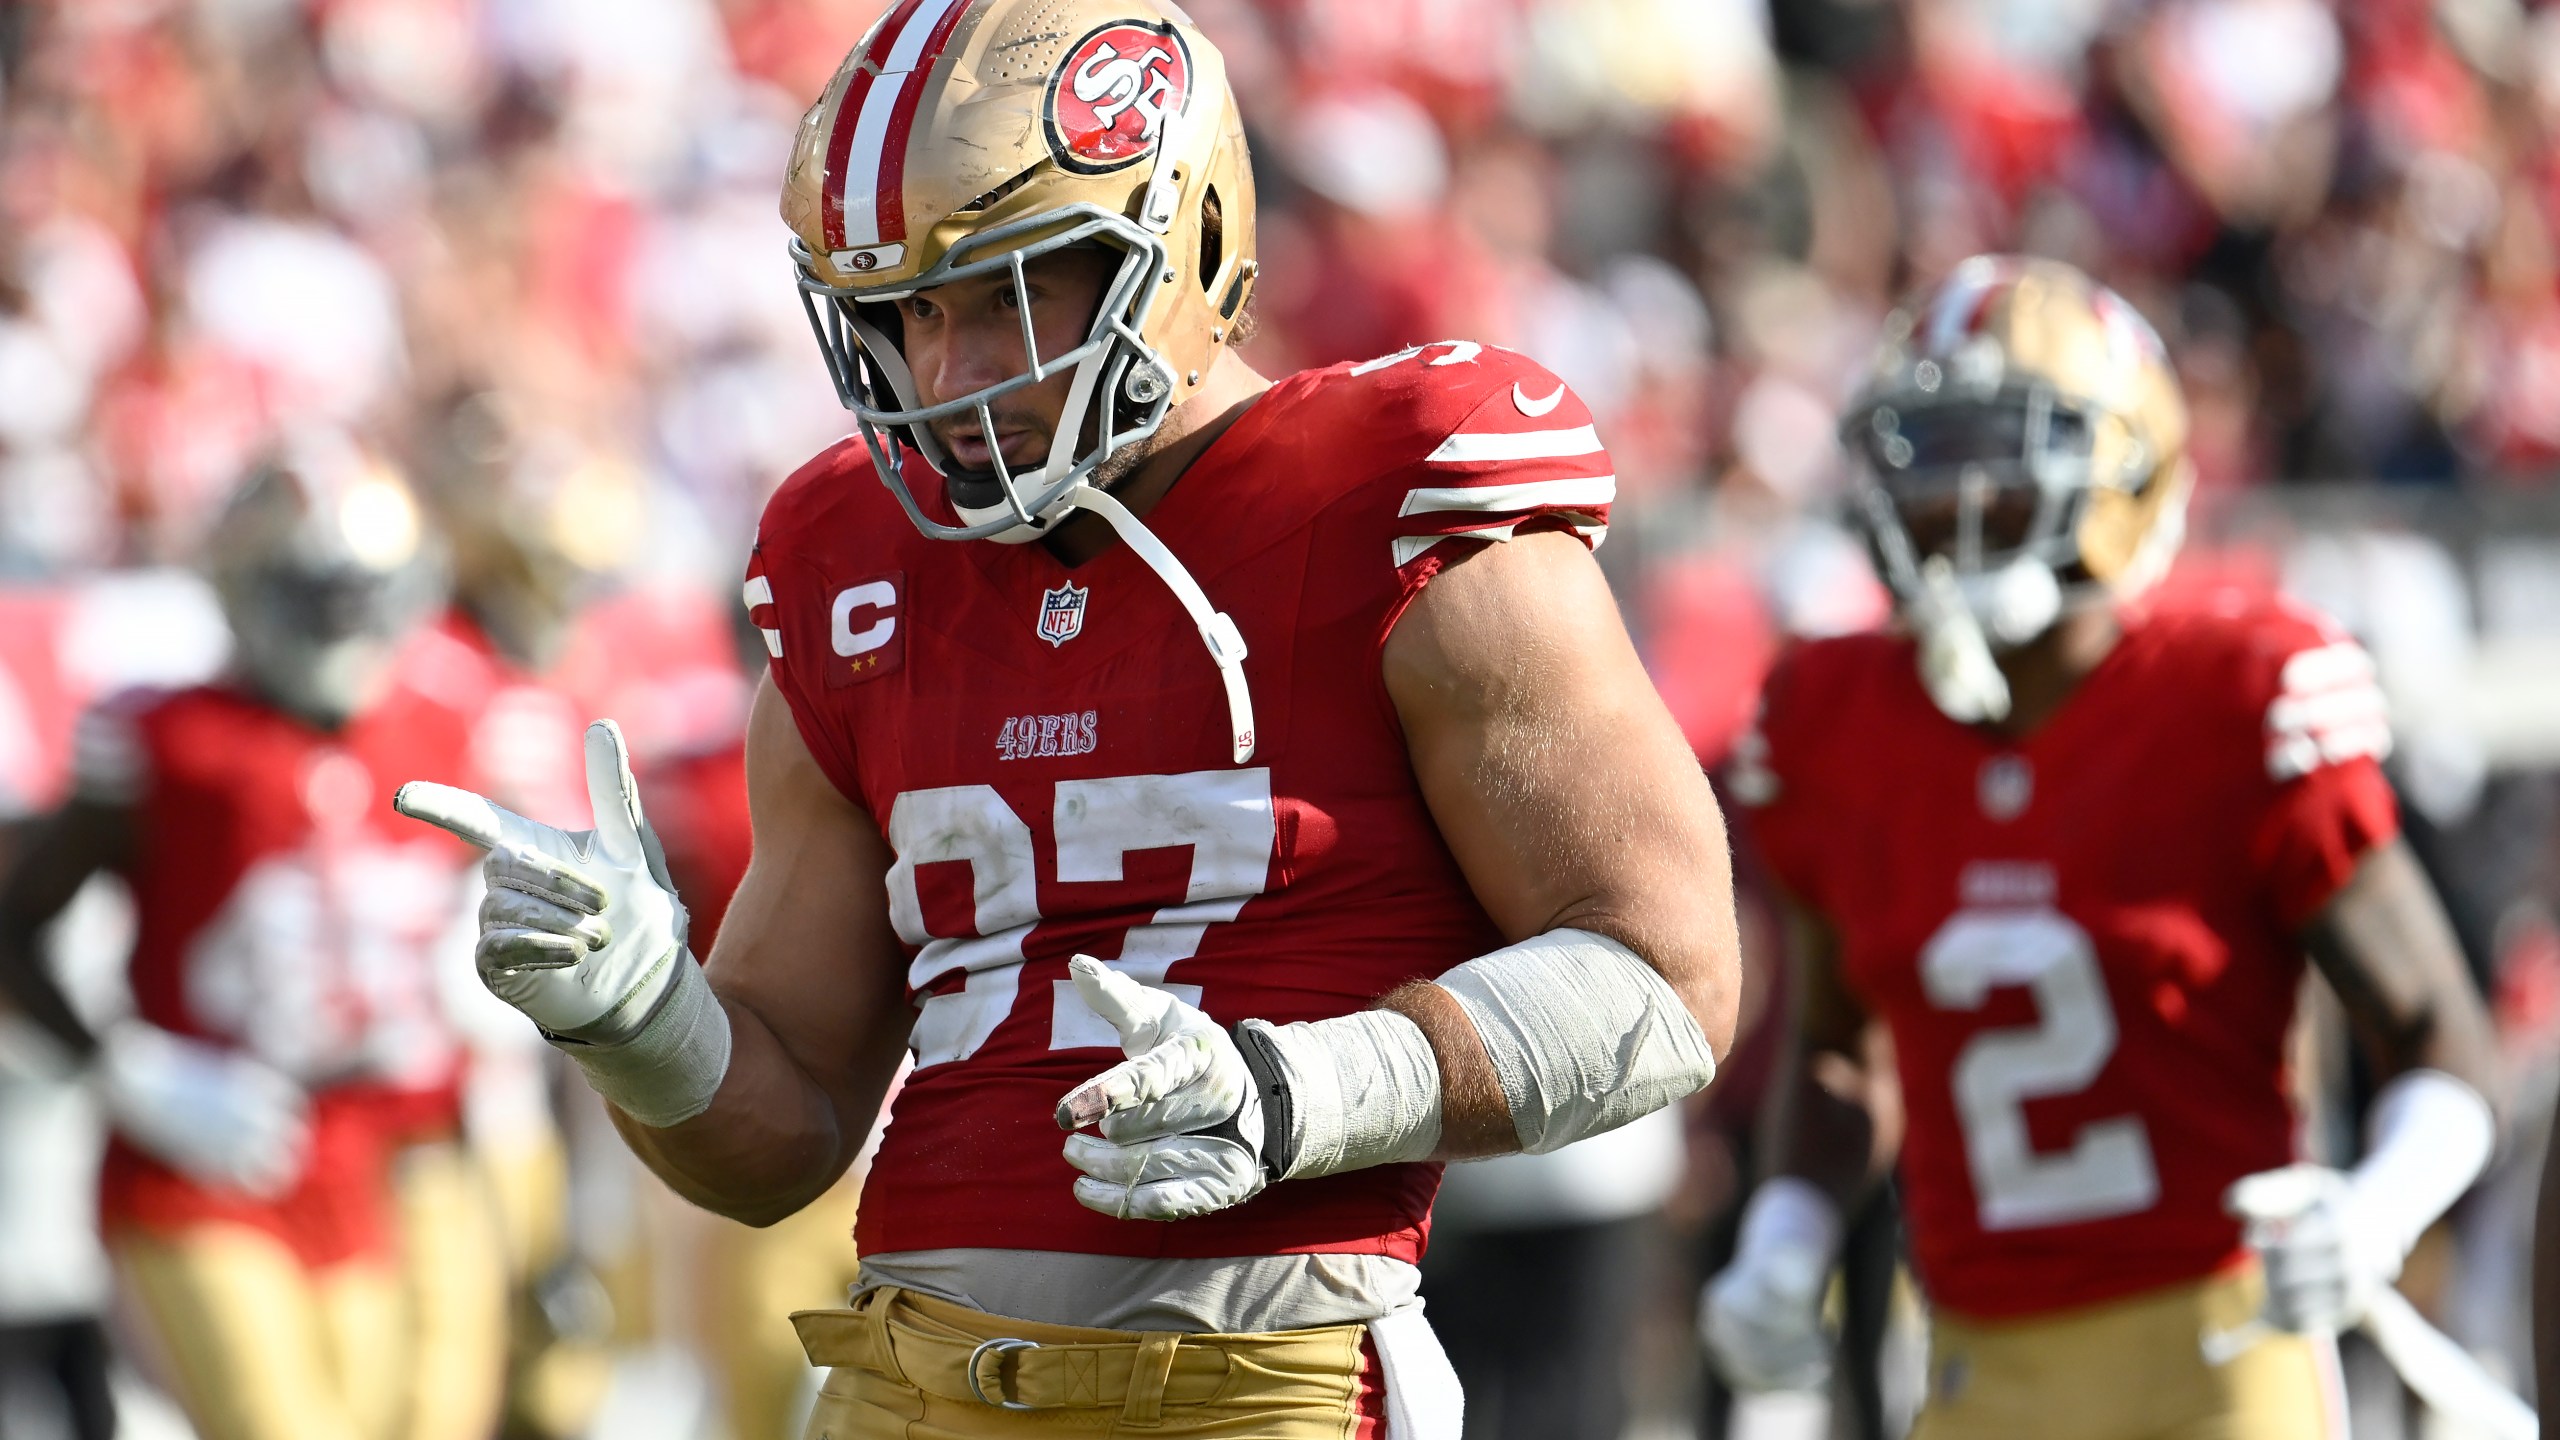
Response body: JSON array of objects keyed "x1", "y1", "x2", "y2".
[
  {"x1": 6, "y1": 0, "x2": 2560, "y2": 1437},
  {"x1": 13, "y1": 0, "x2": 2560, "y2": 753}
]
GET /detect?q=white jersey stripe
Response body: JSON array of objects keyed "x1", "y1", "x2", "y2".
[
  {"x1": 2267, "y1": 684, "x2": 2387, "y2": 736},
  {"x1": 2268, "y1": 721, "x2": 2391, "y2": 781},
  {"x1": 2279, "y1": 642, "x2": 2376, "y2": 695},
  {"x1": 742, "y1": 574, "x2": 774, "y2": 609},
  {"x1": 1398, "y1": 475, "x2": 1616, "y2": 518},
  {"x1": 1392, "y1": 518, "x2": 1607, "y2": 567},
  {"x1": 1425, "y1": 424, "x2": 1604, "y2": 464},
  {"x1": 838, "y1": 0, "x2": 968, "y2": 246}
]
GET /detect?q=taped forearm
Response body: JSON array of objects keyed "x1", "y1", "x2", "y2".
[
  {"x1": 1436, "y1": 927, "x2": 1718, "y2": 1154},
  {"x1": 2349, "y1": 1068, "x2": 2494, "y2": 1259},
  {"x1": 1234, "y1": 927, "x2": 1718, "y2": 1178},
  {"x1": 1236, "y1": 1008, "x2": 1443, "y2": 1178},
  {"x1": 555, "y1": 954, "x2": 733, "y2": 1128},
  {"x1": 1734, "y1": 1175, "x2": 1844, "y2": 1271}
]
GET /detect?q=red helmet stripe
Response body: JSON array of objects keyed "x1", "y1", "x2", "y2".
[
  {"x1": 871, "y1": 0, "x2": 977, "y2": 247},
  {"x1": 822, "y1": 0, "x2": 972, "y2": 252},
  {"x1": 821, "y1": 0, "x2": 933, "y2": 251},
  {"x1": 834, "y1": 63, "x2": 896, "y2": 245}
]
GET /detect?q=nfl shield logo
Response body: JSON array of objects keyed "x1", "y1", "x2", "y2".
[{"x1": 1037, "y1": 581, "x2": 1088, "y2": 647}]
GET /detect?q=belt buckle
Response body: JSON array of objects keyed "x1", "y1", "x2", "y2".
[{"x1": 966, "y1": 1336, "x2": 1040, "y2": 1411}]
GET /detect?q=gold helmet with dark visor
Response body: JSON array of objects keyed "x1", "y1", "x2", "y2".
[{"x1": 1843, "y1": 256, "x2": 2192, "y2": 716}]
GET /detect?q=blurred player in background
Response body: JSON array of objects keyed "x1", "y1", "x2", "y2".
[
  {"x1": 0, "y1": 438, "x2": 508, "y2": 1440},
  {"x1": 395, "y1": 0, "x2": 1741, "y2": 1433},
  {"x1": 1703, "y1": 258, "x2": 2502, "y2": 1439}
]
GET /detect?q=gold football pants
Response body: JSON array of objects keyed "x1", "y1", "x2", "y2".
[
  {"x1": 111, "y1": 1142, "x2": 507, "y2": 1440},
  {"x1": 794, "y1": 1285, "x2": 1375, "y2": 1438},
  {"x1": 1911, "y1": 1267, "x2": 2340, "y2": 1440}
]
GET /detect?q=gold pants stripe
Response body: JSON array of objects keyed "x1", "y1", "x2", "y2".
[
  {"x1": 1911, "y1": 1266, "x2": 2341, "y2": 1440},
  {"x1": 794, "y1": 1286, "x2": 1372, "y2": 1438},
  {"x1": 111, "y1": 1142, "x2": 507, "y2": 1440}
]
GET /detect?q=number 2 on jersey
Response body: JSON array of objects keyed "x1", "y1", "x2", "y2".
[
  {"x1": 883, "y1": 769, "x2": 1276, "y2": 1066},
  {"x1": 1921, "y1": 908, "x2": 2160, "y2": 1230}
]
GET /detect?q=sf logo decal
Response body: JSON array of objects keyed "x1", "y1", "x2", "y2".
[{"x1": 1045, "y1": 21, "x2": 1192, "y2": 173}]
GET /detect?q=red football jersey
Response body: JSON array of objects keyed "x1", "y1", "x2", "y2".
[
  {"x1": 748, "y1": 342, "x2": 1612, "y2": 1264},
  {"x1": 1740, "y1": 596, "x2": 2399, "y2": 1318},
  {"x1": 92, "y1": 678, "x2": 485, "y2": 1264}
]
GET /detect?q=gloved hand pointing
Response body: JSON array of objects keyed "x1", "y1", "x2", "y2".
[{"x1": 394, "y1": 720, "x2": 690, "y2": 1044}]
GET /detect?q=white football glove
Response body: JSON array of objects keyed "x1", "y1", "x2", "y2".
[
  {"x1": 1701, "y1": 1177, "x2": 1841, "y2": 1392},
  {"x1": 2227, "y1": 1072, "x2": 2496, "y2": 1336},
  {"x1": 97, "y1": 1021, "x2": 309, "y2": 1198},
  {"x1": 2227, "y1": 1164, "x2": 2401, "y2": 1335},
  {"x1": 393, "y1": 720, "x2": 689, "y2": 1044},
  {"x1": 1054, "y1": 957, "x2": 1268, "y2": 1221}
]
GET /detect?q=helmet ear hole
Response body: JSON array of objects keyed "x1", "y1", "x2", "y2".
[
  {"x1": 850, "y1": 300, "x2": 907, "y2": 406},
  {"x1": 1199, "y1": 187, "x2": 1224, "y2": 296}
]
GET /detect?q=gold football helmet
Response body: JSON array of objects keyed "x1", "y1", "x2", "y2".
[
  {"x1": 782, "y1": 0, "x2": 1258, "y2": 542},
  {"x1": 206, "y1": 433, "x2": 443, "y2": 730},
  {"x1": 1843, "y1": 256, "x2": 2192, "y2": 720}
]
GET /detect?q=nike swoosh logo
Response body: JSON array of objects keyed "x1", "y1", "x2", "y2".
[{"x1": 1513, "y1": 382, "x2": 1565, "y2": 417}]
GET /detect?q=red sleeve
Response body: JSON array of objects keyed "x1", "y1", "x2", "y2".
[
  {"x1": 1730, "y1": 645, "x2": 1834, "y2": 914},
  {"x1": 743, "y1": 536, "x2": 866, "y2": 808},
  {"x1": 1386, "y1": 350, "x2": 1613, "y2": 582},
  {"x1": 2241, "y1": 616, "x2": 2401, "y2": 930}
]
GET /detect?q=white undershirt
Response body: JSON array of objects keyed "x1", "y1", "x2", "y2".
[{"x1": 854, "y1": 1248, "x2": 1422, "y2": 1333}]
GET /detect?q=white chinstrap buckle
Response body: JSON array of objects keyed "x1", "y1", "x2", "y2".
[{"x1": 966, "y1": 1336, "x2": 1041, "y2": 1411}]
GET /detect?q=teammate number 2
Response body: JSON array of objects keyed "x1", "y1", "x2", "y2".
[{"x1": 1922, "y1": 907, "x2": 2162, "y2": 1231}]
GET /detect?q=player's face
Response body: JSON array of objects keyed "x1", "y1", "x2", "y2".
[
  {"x1": 900, "y1": 247, "x2": 1116, "y2": 473},
  {"x1": 1870, "y1": 398, "x2": 2083, "y2": 565},
  {"x1": 1892, "y1": 479, "x2": 2043, "y2": 565}
]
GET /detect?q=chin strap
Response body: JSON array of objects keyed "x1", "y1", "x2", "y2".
[
  {"x1": 1912, "y1": 556, "x2": 2013, "y2": 724},
  {"x1": 1063, "y1": 484, "x2": 1256, "y2": 763}
]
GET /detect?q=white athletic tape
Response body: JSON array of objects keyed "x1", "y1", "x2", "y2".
[
  {"x1": 2351, "y1": 1069, "x2": 2494, "y2": 1258},
  {"x1": 1435, "y1": 929, "x2": 1717, "y2": 1153},
  {"x1": 1245, "y1": 1008, "x2": 1443, "y2": 1178},
  {"x1": 562, "y1": 953, "x2": 731, "y2": 1128},
  {"x1": 2362, "y1": 1288, "x2": 2536, "y2": 1440}
]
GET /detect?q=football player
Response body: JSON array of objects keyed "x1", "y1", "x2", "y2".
[
  {"x1": 0, "y1": 439, "x2": 508, "y2": 1440},
  {"x1": 392, "y1": 0, "x2": 1741, "y2": 1433},
  {"x1": 1700, "y1": 257, "x2": 2501, "y2": 1439}
]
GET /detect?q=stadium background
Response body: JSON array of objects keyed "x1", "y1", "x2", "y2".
[{"x1": 2, "y1": 0, "x2": 2559, "y2": 1437}]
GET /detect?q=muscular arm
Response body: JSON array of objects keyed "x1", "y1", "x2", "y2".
[
  {"x1": 1380, "y1": 530, "x2": 1743, "y2": 1158},
  {"x1": 2298, "y1": 837, "x2": 2501, "y2": 1114},
  {"x1": 612, "y1": 675, "x2": 912, "y2": 1226},
  {"x1": 1762, "y1": 899, "x2": 1899, "y2": 1208},
  {"x1": 0, "y1": 801, "x2": 131, "y2": 1058}
]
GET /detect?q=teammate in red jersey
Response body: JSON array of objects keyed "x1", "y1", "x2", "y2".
[
  {"x1": 392, "y1": 0, "x2": 1740, "y2": 1433},
  {"x1": 0, "y1": 439, "x2": 509, "y2": 1440},
  {"x1": 1700, "y1": 257, "x2": 2502, "y2": 1438}
]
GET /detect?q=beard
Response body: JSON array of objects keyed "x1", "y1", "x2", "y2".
[{"x1": 936, "y1": 405, "x2": 1167, "y2": 514}]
